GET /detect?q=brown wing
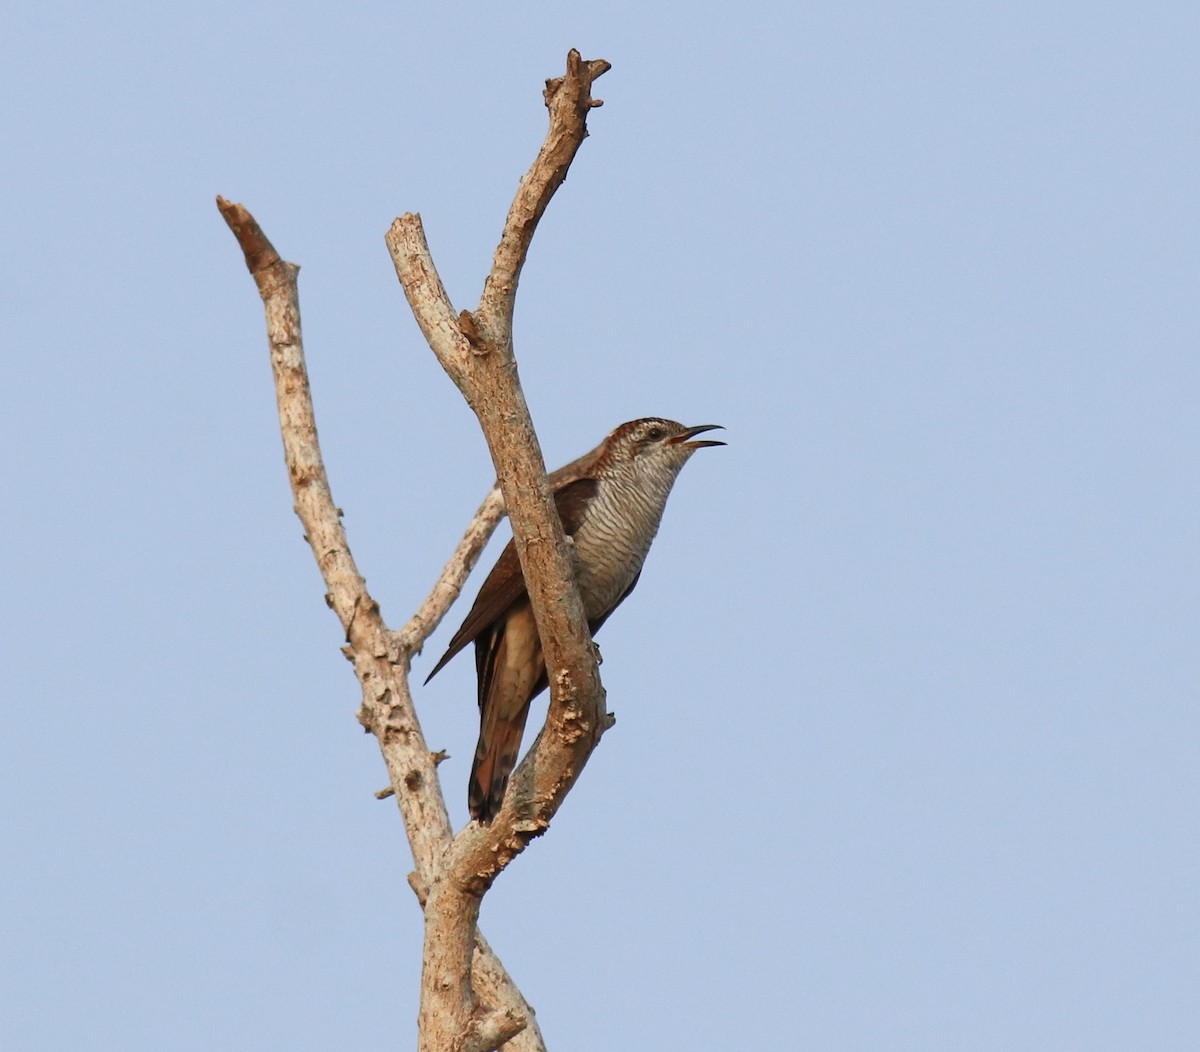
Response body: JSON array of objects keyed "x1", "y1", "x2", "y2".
[
  {"x1": 553, "y1": 477, "x2": 600, "y2": 536},
  {"x1": 423, "y1": 541, "x2": 522, "y2": 684},
  {"x1": 423, "y1": 478, "x2": 599, "y2": 683}
]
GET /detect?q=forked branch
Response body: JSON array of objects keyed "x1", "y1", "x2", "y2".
[{"x1": 220, "y1": 48, "x2": 611, "y2": 1052}]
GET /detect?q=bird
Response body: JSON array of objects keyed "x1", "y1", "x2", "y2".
[{"x1": 425, "y1": 417, "x2": 724, "y2": 823}]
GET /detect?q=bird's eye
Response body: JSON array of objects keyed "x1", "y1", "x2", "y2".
[{"x1": 645, "y1": 426, "x2": 665, "y2": 442}]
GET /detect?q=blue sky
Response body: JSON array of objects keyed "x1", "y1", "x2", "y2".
[{"x1": 3, "y1": 2, "x2": 1197, "y2": 1049}]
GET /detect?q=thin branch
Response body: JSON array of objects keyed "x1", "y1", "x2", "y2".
[
  {"x1": 216, "y1": 197, "x2": 454, "y2": 869},
  {"x1": 480, "y1": 49, "x2": 612, "y2": 334},
  {"x1": 394, "y1": 485, "x2": 505, "y2": 655},
  {"x1": 389, "y1": 211, "x2": 472, "y2": 396},
  {"x1": 470, "y1": 931, "x2": 546, "y2": 1051}
]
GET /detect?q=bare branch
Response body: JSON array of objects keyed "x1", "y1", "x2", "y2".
[
  {"x1": 441, "y1": 47, "x2": 612, "y2": 875},
  {"x1": 216, "y1": 199, "x2": 373, "y2": 642},
  {"x1": 388, "y1": 51, "x2": 612, "y2": 1050},
  {"x1": 481, "y1": 49, "x2": 612, "y2": 334},
  {"x1": 216, "y1": 196, "x2": 455, "y2": 869},
  {"x1": 394, "y1": 485, "x2": 505, "y2": 655},
  {"x1": 470, "y1": 931, "x2": 546, "y2": 1051},
  {"x1": 387, "y1": 212, "x2": 472, "y2": 395},
  {"x1": 463, "y1": 1006, "x2": 530, "y2": 1052}
]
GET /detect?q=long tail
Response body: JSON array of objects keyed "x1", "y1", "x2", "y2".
[
  {"x1": 469, "y1": 700, "x2": 533, "y2": 823},
  {"x1": 469, "y1": 604, "x2": 544, "y2": 823}
]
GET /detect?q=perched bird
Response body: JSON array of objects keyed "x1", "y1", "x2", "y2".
[{"x1": 425, "y1": 417, "x2": 724, "y2": 823}]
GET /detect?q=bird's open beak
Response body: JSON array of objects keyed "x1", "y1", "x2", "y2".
[{"x1": 672, "y1": 423, "x2": 726, "y2": 449}]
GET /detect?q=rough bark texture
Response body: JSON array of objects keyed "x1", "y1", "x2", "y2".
[{"x1": 219, "y1": 49, "x2": 611, "y2": 1052}]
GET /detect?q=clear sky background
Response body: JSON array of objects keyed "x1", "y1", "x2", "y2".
[{"x1": 3, "y1": 2, "x2": 1196, "y2": 1049}]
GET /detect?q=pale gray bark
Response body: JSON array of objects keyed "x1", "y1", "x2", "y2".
[{"x1": 218, "y1": 50, "x2": 612, "y2": 1052}]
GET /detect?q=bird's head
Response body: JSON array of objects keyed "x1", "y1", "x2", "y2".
[{"x1": 595, "y1": 417, "x2": 725, "y2": 479}]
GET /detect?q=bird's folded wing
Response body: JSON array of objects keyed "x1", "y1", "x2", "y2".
[{"x1": 424, "y1": 478, "x2": 600, "y2": 683}]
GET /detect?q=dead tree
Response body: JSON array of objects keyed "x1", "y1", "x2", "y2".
[{"x1": 218, "y1": 51, "x2": 613, "y2": 1052}]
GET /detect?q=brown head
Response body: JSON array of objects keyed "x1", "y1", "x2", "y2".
[{"x1": 591, "y1": 417, "x2": 725, "y2": 483}]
